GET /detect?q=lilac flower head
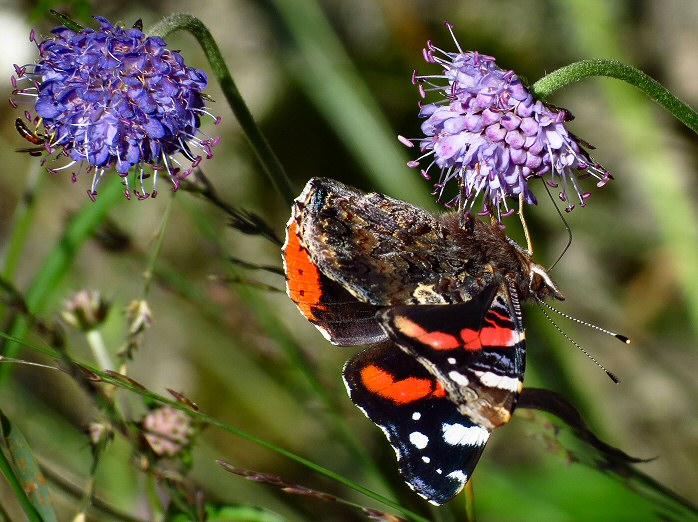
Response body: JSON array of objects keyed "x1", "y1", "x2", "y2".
[
  {"x1": 10, "y1": 16, "x2": 221, "y2": 200},
  {"x1": 400, "y1": 22, "x2": 611, "y2": 218}
]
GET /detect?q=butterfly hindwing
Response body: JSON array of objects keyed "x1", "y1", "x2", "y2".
[
  {"x1": 379, "y1": 282, "x2": 526, "y2": 430},
  {"x1": 343, "y1": 343, "x2": 491, "y2": 505},
  {"x1": 293, "y1": 177, "x2": 501, "y2": 306}
]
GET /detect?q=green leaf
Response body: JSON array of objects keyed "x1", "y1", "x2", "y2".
[
  {"x1": 49, "y1": 10, "x2": 84, "y2": 31},
  {"x1": 0, "y1": 410, "x2": 58, "y2": 522}
]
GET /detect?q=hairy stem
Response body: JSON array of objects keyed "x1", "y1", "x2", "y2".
[{"x1": 532, "y1": 59, "x2": 698, "y2": 135}]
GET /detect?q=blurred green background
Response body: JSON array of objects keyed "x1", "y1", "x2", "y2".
[{"x1": 0, "y1": 0, "x2": 697, "y2": 520}]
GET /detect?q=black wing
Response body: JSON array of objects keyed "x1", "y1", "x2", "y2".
[
  {"x1": 343, "y1": 342, "x2": 490, "y2": 505},
  {"x1": 379, "y1": 282, "x2": 526, "y2": 430}
]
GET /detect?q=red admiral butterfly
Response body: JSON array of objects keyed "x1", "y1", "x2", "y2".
[{"x1": 282, "y1": 177, "x2": 564, "y2": 505}]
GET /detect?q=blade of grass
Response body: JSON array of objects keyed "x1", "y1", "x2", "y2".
[
  {"x1": 0, "y1": 180, "x2": 124, "y2": 386},
  {"x1": 268, "y1": 0, "x2": 428, "y2": 202},
  {"x1": 0, "y1": 165, "x2": 43, "y2": 285},
  {"x1": 0, "y1": 332, "x2": 432, "y2": 522},
  {"x1": 0, "y1": 446, "x2": 44, "y2": 522}
]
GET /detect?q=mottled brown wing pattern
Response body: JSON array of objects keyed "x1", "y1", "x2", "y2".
[{"x1": 294, "y1": 178, "x2": 504, "y2": 306}]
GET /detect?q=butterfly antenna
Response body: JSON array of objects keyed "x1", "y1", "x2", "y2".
[
  {"x1": 535, "y1": 299, "x2": 621, "y2": 384},
  {"x1": 537, "y1": 298, "x2": 630, "y2": 344},
  {"x1": 542, "y1": 179, "x2": 572, "y2": 271}
]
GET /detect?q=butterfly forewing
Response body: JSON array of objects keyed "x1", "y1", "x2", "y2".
[{"x1": 379, "y1": 283, "x2": 526, "y2": 430}]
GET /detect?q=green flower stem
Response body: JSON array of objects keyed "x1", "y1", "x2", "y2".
[
  {"x1": 464, "y1": 481, "x2": 476, "y2": 522},
  {"x1": 148, "y1": 14, "x2": 296, "y2": 207},
  {"x1": 0, "y1": 181, "x2": 124, "y2": 386},
  {"x1": 532, "y1": 59, "x2": 698, "y2": 135},
  {"x1": 141, "y1": 194, "x2": 174, "y2": 298},
  {"x1": 86, "y1": 329, "x2": 113, "y2": 371}
]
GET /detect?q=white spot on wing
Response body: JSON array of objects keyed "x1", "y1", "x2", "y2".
[
  {"x1": 472, "y1": 370, "x2": 522, "y2": 392},
  {"x1": 412, "y1": 412, "x2": 421, "y2": 421},
  {"x1": 409, "y1": 431, "x2": 429, "y2": 449},
  {"x1": 422, "y1": 456, "x2": 431, "y2": 464},
  {"x1": 448, "y1": 370, "x2": 469, "y2": 386},
  {"x1": 442, "y1": 423, "x2": 490, "y2": 447},
  {"x1": 447, "y1": 357, "x2": 456, "y2": 365},
  {"x1": 317, "y1": 325, "x2": 335, "y2": 343},
  {"x1": 412, "y1": 283, "x2": 448, "y2": 304},
  {"x1": 446, "y1": 470, "x2": 468, "y2": 483}
]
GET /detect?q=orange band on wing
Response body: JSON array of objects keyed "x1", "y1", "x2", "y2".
[
  {"x1": 392, "y1": 311, "x2": 516, "y2": 352},
  {"x1": 283, "y1": 221, "x2": 326, "y2": 321},
  {"x1": 478, "y1": 325, "x2": 516, "y2": 347},
  {"x1": 360, "y1": 363, "x2": 444, "y2": 404},
  {"x1": 476, "y1": 308, "x2": 517, "y2": 347},
  {"x1": 393, "y1": 316, "x2": 464, "y2": 350}
]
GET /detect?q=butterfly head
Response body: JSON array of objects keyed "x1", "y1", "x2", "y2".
[{"x1": 528, "y1": 263, "x2": 564, "y2": 301}]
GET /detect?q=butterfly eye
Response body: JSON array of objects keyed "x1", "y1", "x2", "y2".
[
  {"x1": 529, "y1": 264, "x2": 564, "y2": 301},
  {"x1": 530, "y1": 271, "x2": 544, "y2": 292}
]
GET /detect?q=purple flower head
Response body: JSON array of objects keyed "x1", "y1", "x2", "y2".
[
  {"x1": 10, "y1": 16, "x2": 221, "y2": 200},
  {"x1": 400, "y1": 22, "x2": 611, "y2": 219}
]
